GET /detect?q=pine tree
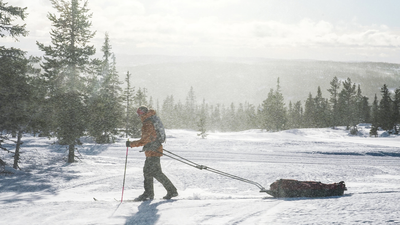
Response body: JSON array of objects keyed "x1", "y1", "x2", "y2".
[
  {"x1": 226, "y1": 103, "x2": 237, "y2": 131},
  {"x1": 243, "y1": 102, "x2": 258, "y2": 130},
  {"x1": 370, "y1": 94, "x2": 379, "y2": 137},
  {"x1": 87, "y1": 33, "x2": 123, "y2": 143},
  {"x1": 303, "y1": 93, "x2": 315, "y2": 127},
  {"x1": 161, "y1": 95, "x2": 175, "y2": 128},
  {"x1": 0, "y1": 1, "x2": 28, "y2": 41},
  {"x1": 236, "y1": 103, "x2": 246, "y2": 131},
  {"x1": 261, "y1": 78, "x2": 287, "y2": 131},
  {"x1": 355, "y1": 85, "x2": 370, "y2": 124},
  {"x1": 393, "y1": 89, "x2": 400, "y2": 134},
  {"x1": 235, "y1": 102, "x2": 257, "y2": 131},
  {"x1": 0, "y1": 49, "x2": 40, "y2": 169},
  {"x1": 197, "y1": 99, "x2": 208, "y2": 138},
  {"x1": 36, "y1": 0, "x2": 96, "y2": 163},
  {"x1": 328, "y1": 76, "x2": 341, "y2": 128},
  {"x1": 122, "y1": 71, "x2": 141, "y2": 137},
  {"x1": 337, "y1": 78, "x2": 357, "y2": 129},
  {"x1": 184, "y1": 86, "x2": 197, "y2": 129},
  {"x1": 0, "y1": 1, "x2": 40, "y2": 169},
  {"x1": 134, "y1": 88, "x2": 148, "y2": 107},
  {"x1": 314, "y1": 86, "x2": 330, "y2": 128},
  {"x1": 361, "y1": 96, "x2": 371, "y2": 123},
  {"x1": 174, "y1": 100, "x2": 185, "y2": 128},
  {"x1": 288, "y1": 101, "x2": 303, "y2": 129},
  {"x1": 210, "y1": 104, "x2": 222, "y2": 131},
  {"x1": 379, "y1": 84, "x2": 393, "y2": 131}
]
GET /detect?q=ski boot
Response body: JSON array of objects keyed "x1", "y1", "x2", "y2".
[
  {"x1": 134, "y1": 193, "x2": 154, "y2": 201},
  {"x1": 163, "y1": 191, "x2": 178, "y2": 200}
]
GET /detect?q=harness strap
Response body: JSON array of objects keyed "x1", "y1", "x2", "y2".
[{"x1": 160, "y1": 148, "x2": 266, "y2": 192}]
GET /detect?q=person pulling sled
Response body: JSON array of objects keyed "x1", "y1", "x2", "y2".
[{"x1": 126, "y1": 106, "x2": 178, "y2": 201}]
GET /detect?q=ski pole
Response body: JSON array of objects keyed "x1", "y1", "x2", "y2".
[{"x1": 121, "y1": 139, "x2": 129, "y2": 203}]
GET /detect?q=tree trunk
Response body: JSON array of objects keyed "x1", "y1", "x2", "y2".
[
  {"x1": 68, "y1": 144, "x2": 75, "y2": 163},
  {"x1": 0, "y1": 158, "x2": 6, "y2": 166},
  {"x1": 13, "y1": 130, "x2": 22, "y2": 169}
]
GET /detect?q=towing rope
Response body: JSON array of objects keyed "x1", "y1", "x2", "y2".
[{"x1": 161, "y1": 149, "x2": 267, "y2": 192}]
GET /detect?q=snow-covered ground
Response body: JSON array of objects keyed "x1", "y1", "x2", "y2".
[{"x1": 1, "y1": 127, "x2": 400, "y2": 225}]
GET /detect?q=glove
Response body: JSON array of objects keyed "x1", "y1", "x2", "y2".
[{"x1": 126, "y1": 141, "x2": 131, "y2": 147}]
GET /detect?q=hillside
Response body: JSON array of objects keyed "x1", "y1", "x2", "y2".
[{"x1": 116, "y1": 55, "x2": 400, "y2": 106}]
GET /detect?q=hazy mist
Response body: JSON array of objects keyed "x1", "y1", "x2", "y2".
[{"x1": 116, "y1": 55, "x2": 400, "y2": 106}]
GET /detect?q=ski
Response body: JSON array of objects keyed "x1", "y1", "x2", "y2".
[
  {"x1": 93, "y1": 197, "x2": 180, "y2": 202},
  {"x1": 114, "y1": 198, "x2": 151, "y2": 202}
]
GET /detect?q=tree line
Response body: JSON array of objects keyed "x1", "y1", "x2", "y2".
[
  {"x1": 259, "y1": 77, "x2": 400, "y2": 135},
  {"x1": 160, "y1": 78, "x2": 399, "y2": 137},
  {"x1": 1, "y1": 0, "x2": 399, "y2": 169}
]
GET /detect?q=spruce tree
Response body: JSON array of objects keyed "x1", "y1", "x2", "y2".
[{"x1": 37, "y1": 0, "x2": 96, "y2": 163}]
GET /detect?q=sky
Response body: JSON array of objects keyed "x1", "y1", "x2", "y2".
[{"x1": 3, "y1": 0, "x2": 400, "y2": 63}]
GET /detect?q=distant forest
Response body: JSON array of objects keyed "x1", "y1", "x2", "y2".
[
  {"x1": 1, "y1": 1, "x2": 399, "y2": 169},
  {"x1": 157, "y1": 77, "x2": 400, "y2": 136}
]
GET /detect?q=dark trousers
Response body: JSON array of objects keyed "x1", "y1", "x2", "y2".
[{"x1": 143, "y1": 157, "x2": 177, "y2": 196}]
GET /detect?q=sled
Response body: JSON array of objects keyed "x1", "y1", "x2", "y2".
[
  {"x1": 262, "y1": 179, "x2": 347, "y2": 198},
  {"x1": 160, "y1": 149, "x2": 347, "y2": 198}
]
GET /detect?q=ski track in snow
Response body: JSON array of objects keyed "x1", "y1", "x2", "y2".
[{"x1": 1, "y1": 127, "x2": 400, "y2": 224}]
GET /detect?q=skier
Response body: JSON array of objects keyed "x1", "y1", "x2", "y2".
[{"x1": 126, "y1": 106, "x2": 178, "y2": 201}]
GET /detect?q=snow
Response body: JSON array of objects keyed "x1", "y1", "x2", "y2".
[{"x1": 1, "y1": 127, "x2": 400, "y2": 225}]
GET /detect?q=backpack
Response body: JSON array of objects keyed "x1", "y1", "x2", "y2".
[{"x1": 148, "y1": 115, "x2": 166, "y2": 144}]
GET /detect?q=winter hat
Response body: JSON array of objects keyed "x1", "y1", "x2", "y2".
[{"x1": 137, "y1": 106, "x2": 149, "y2": 116}]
